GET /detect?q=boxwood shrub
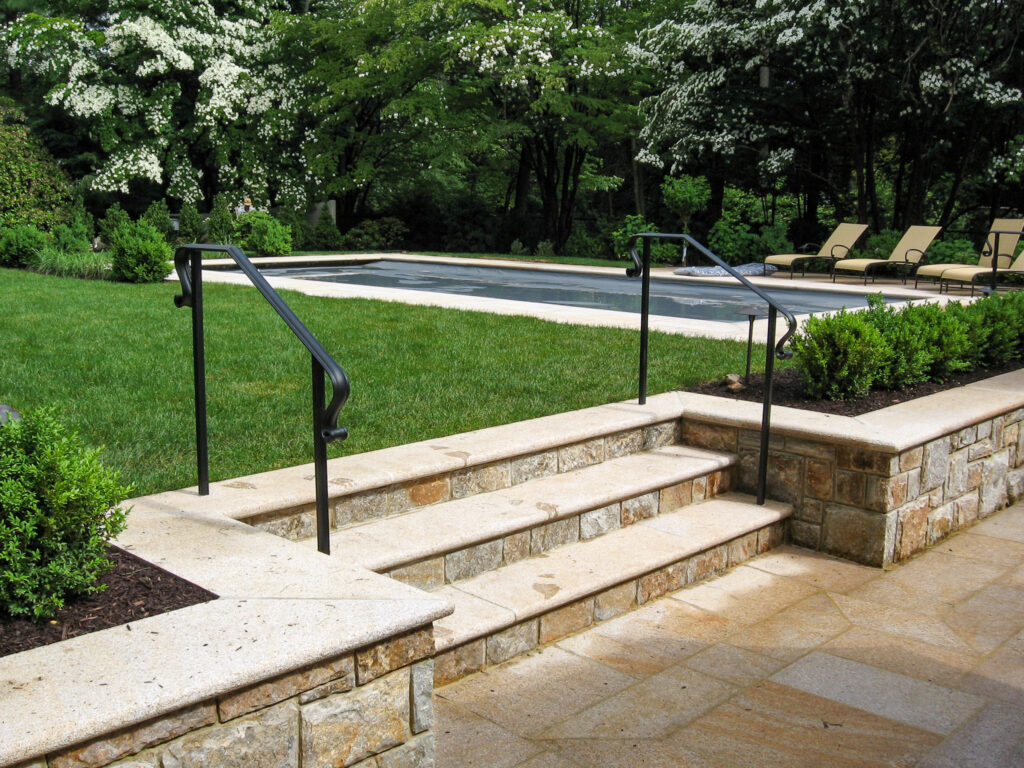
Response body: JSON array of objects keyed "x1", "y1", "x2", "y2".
[
  {"x1": 0, "y1": 409, "x2": 131, "y2": 621},
  {"x1": 793, "y1": 291, "x2": 1024, "y2": 400}
]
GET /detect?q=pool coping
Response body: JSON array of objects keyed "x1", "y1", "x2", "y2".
[{"x1": 189, "y1": 253, "x2": 947, "y2": 343}]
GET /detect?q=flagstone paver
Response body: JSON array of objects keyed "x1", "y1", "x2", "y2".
[{"x1": 435, "y1": 500, "x2": 1024, "y2": 767}]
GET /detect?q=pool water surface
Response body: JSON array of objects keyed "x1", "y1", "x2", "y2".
[{"x1": 255, "y1": 260, "x2": 910, "y2": 323}]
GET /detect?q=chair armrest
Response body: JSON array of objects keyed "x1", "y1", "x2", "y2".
[
  {"x1": 900, "y1": 248, "x2": 925, "y2": 264},
  {"x1": 829, "y1": 244, "x2": 851, "y2": 260}
]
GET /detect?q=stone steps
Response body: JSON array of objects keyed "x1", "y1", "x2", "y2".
[
  {"x1": 322, "y1": 445, "x2": 735, "y2": 589},
  {"x1": 429, "y1": 492, "x2": 791, "y2": 685}
]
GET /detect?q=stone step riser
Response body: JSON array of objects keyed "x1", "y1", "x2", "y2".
[
  {"x1": 247, "y1": 421, "x2": 681, "y2": 543},
  {"x1": 386, "y1": 466, "x2": 734, "y2": 591},
  {"x1": 432, "y1": 516, "x2": 789, "y2": 687}
]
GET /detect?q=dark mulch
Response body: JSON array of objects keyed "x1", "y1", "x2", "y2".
[
  {"x1": 0, "y1": 546, "x2": 217, "y2": 658},
  {"x1": 687, "y1": 361, "x2": 1024, "y2": 417}
]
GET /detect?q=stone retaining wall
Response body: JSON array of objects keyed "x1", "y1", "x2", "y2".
[
  {"x1": 681, "y1": 406, "x2": 1024, "y2": 567},
  {"x1": 13, "y1": 630, "x2": 435, "y2": 768}
]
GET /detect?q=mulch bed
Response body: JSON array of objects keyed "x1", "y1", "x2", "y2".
[
  {"x1": 687, "y1": 361, "x2": 1024, "y2": 417},
  {"x1": 0, "y1": 546, "x2": 216, "y2": 658}
]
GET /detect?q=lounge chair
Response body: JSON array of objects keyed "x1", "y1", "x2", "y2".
[
  {"x1": 939, "y1": 247, "x2": 1024, "y2": 295},
  {"x1": 913, "y1": 218, "x2": 1024, "y2": 289},
  {"x1": 832, "y1": 225, "x2": 942, "y2": 284},
  {"x1": 764, "y1": 222, "x2": 868, "y2": 278}
]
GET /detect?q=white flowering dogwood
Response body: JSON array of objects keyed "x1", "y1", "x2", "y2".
[
  {"x1": 631, "y1": 0, "x2": 1024, "y2": 228},
  {"x1": 5, "y1": 1, "x2": 314, "y2": 209}
]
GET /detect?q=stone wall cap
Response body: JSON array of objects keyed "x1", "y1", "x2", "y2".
[
  {"x1": 150, "y1": 392, "x2": 688, "y2": 524},
  {"x1": 0, "y1": 500, "x2": 452, "y2": 767},
  {"x1": 679, "y1": 368, "x2": 1024, "y2": 453}
]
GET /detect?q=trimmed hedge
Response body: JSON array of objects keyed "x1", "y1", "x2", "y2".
[{"x1": 793, "y1": 292, "x2": 1024, "y2": 400}]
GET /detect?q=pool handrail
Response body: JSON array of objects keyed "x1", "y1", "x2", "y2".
[
  {"x1": 626, "y1": 233, "x2": 796, "y2": 505},
  {"x1": 173, "y1": 243, "x2": 350, "y2": 555}
]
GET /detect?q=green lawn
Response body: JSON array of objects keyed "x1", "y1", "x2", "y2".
[{"x1": 3, "y1": 268, "x2": 765, "y2": 496}]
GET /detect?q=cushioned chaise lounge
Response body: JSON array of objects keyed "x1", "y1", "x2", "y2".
[
  {"x1": 939, "y1": 248, "x2": 1024, "y2": 295},
  {"x1": 764, "y1": 222, "x2": 868, "y2": 278},
  {"x1": 832, "y1": 225, "x2": 942, "y2": 284},
  {"x1": 913, "y1": 218, "x2": 1024, "y2": 290}
]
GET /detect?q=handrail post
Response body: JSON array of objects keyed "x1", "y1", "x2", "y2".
[
  {"x1": 990, "y1": 231, "x2": 1001, "y2": 293},
  {"x1": 312, "y1": 357, "x2": 331, "y2": 555},
  {"x1": 190, "y1": 248, "x2": 210, "y2": 496},
  {"x1": 638, "y1": 237, "x2": 651, "y2": 405},
  {"x1": 757, "y1": 306, "x2": 778, "y2": 504}
]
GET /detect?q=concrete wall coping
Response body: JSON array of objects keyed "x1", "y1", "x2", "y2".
[
  {"x1": 680, "y1": 368, "x2": 1024, "y2": 454},
  {"x1": 0, "y1": 498, "x2": 451, "y2": 767}
]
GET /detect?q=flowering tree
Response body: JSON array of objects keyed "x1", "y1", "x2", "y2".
[
  {"x1": 4, "y1": 1, "x2": 313, "y2": 210},
  {"x1": 448, "y1": 0, "x2": 641, "y2": 252},
  {"x1": 632, "y1": 0, "x2": 1024, "y2": 231}
]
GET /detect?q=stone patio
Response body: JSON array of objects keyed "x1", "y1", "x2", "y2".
[{"x1": 435, "y1": 500, "x2": 1024, "y2": 767}]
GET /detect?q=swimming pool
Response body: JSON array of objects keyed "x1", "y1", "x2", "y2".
[{"x1": 253, "y1": 259, "x2": 910, "y2": 323}]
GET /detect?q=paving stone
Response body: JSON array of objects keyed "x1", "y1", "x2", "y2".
[
  {"x1": 530, "y1": 518, "x2": 579, "y2": 555},
  {"x1": 593, "y1": 581, "x2": 636, "y2": 621},
  {"x1": 452, "y1": 462, "x2": 511, "y2": 499},
  {"x1": 487, "y1": 621, "x2": 538, "y2": 665},
  {"x1": 433, "y1": 698, "x2": 540, "y2": 768},
  {"x1": 620, "y1": 491, "x2": 658, "y2": 526},
  {"x1": 411, "y1": 661, "x2": 434, "y2": 734},
  {"x1": 163, "y1": 700, "x2": 298, "y2": 768},
  {"x1": 433, "y1": 640, "x2": 486, "y2": 687},
  {"x1": 538, "y1": 599, "x2": 593, "y2": 644},
  {"x1": 390, "y1": 558, "x2": 445, "y2": 590},
  {"x1": 219, "y1": 655, "x2": 354, "y2": 721},
  {"x1": 510, "y1": 451, "x2": 558, "y2": 486},
  {"x1": 446, "y1": 540, "x2": 503, "y2": 582},
  {"x1": 357, "y1": 628, "x2": 434, "y2": 685},
  {"x1": 914, "y1": 702, "x2": 1024, "y2": 768},
  {"x1": 579, "y1": 503, "x2": 620, "y2": 540},
  {"x1": 376, "y1": 732, "x2": 435, "y2": 768},
  {"x1": 746, "y1": 545, "x2": 877, "y2": 593},
  {"x1": 50, "y1": 703, "x2": 217, "y2": 768},
  {"x1": 771, "y1": 651, "x2": 986, "y2": 735},
  {"x1": 301, "y1": 671, "x2": 410, "y2": 768},
  {"x1": 557, "y1": 439, "x2": 604, "y2": 472},
  {"x1": 727, "y1": 593, "x2": 851, "y2": 663},
  {"x1": 604, "y1": 429, "x2": 643, "y2": 459}
]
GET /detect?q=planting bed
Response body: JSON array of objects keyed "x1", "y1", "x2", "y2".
[{"x1": 0, "y1": 546, "x2": 216, "y2": 658}]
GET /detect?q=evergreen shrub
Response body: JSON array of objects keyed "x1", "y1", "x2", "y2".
[
  {"x1": 234, "y1": 211, "x2": 292, "y2": 256},
  {"x1": 177, "y1": 201, "x2": 204, "y2": 244},
  {"x1": 0, "y1": 224, "x2": 48, "y2": 267},
  {"x1": 109, "y1": 219, "x2": 173, "y2": 282},
  {"x1": 0, "y1": 408, "x2": 131, "y2": 621},
  {"x1": 792, "y1": 310, "x2": 890, "y2": 400}
]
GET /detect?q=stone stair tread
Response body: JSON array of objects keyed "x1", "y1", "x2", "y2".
[
  {"x1": 327, "y1": 445, "x2": 734, "y2": 572},
  {"x1": 432, "y1": 492, "x2": 791, "y2": 650}
]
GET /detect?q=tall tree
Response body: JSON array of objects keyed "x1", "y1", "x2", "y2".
[
  {"x1": 3, "y1": 1, "x2": 312, "y2": 209},
  {"x1": 632, "y1": 0, "x2": 1024, "y2": 232}
]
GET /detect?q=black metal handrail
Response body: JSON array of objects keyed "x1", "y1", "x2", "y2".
[
  {"x1": 626, "y1": 233, "x2": 796, "y2": 505},
  {"x1": 173, "y1": 243, "x2": 350, "y2": 554}
]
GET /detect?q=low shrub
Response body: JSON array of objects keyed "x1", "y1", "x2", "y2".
[
  {"x1": 861, "y1": 296, "x2": 933, "y2": 390},
  {"x1": 274, "y1": 208, "x2": 312, "y2": 251},
  {"x1": 534, "y1": 239, "x2": 556, "y2": 259},
  {"x1": 509, "y1": 238, "x2": 529, "y2": 256},
  {"x1": 0, "y1": 223, "x2": 48, "y2": 267},
  {"x1": 852, "y1": 229, "x2": 902, "y2": 259},
  {"x1": 109, "y1": 219, "x2": 173, "y2": 283},
  {"x1": 312, "y1": 209, "x2": 344, "y2": 251},
  {"x1": 205, "y1": 193, "x2": 235, "y2": 245},
  {"x1": 234, "y1": 211, "x2": 292, "y2": 256},
  {"x1": 50, "y1": 223, "x2": 91, "y2": 254},
  {"x1": 341, "y1": 217, "x2": 408, "y2": 251},
  {"x1": 0, "y1": 408, "x2": 131, "y2": 621},
  {"x1": 32, "y1": 246, "x2": 110, "y2": 279},
  {"x1": 707, "y1": 213, "x2": 761, "y2": 265},
  {"x1": 792, "y1": 310, "x2": 890, "y2": 400},
  {"x1": 612, "y1": 215, "x2": 679, "y2": 264},
  {"x1": 177, "y1": 201, "x2": 204, "y2": 244},
  {"x1": 142, "y1": 199, "x2": 174, "y2": 243},
  {"x1": 924, "y1": 236, "x2": 978, "y2": 265},
  {"x1": 97, "y1": 203, "x2": 130, "y2": 248}
]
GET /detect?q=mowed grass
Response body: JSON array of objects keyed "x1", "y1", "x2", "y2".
[{"x1": 2, "y1": 268, "x2": 764, "y2": 496}]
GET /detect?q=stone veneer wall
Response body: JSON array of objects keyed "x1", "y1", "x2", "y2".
[
  {"x1": 681, "y1": 407, "x2": 1024, "y2": 567},
  {"x1": 12, "y1": 629, "x2": 436, "y2": 768}
]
